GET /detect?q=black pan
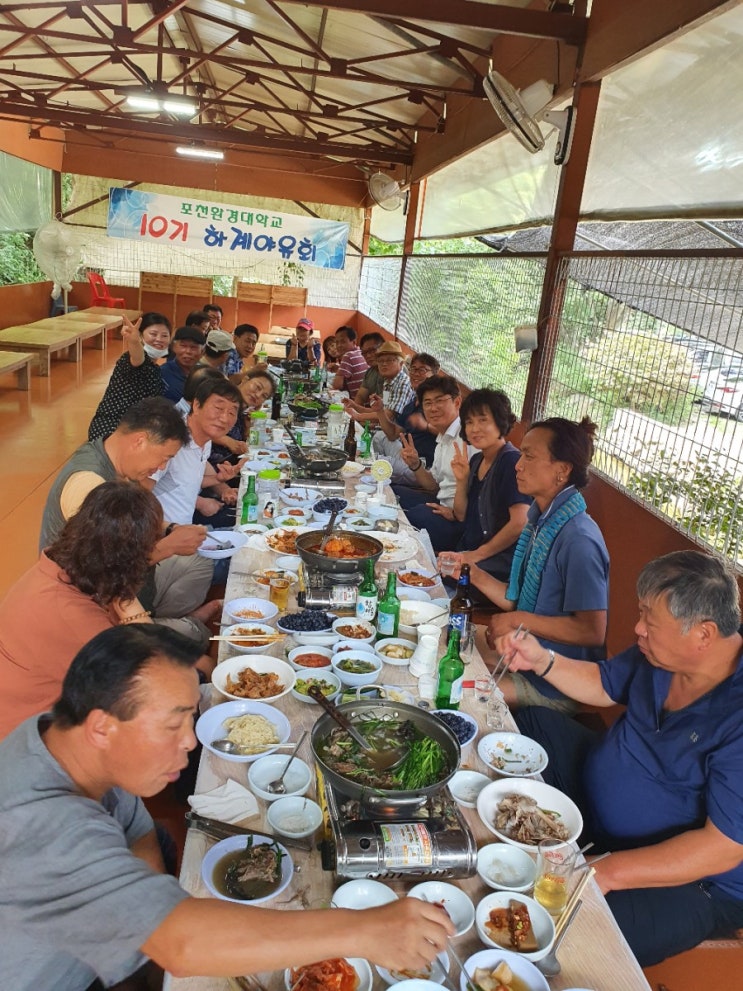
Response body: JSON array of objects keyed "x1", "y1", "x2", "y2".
[{"x1": 295, "y1": 529, "x2": 382, "y2": 575}]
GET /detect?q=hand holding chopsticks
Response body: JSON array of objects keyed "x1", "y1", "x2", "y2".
[{"x1": 490, "y1": 623, "x2": 529, "y2": 688}]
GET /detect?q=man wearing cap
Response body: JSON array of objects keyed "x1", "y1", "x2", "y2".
[
  {"x1": 332, "y1": 325, "x2": 368, "y2": 398},
  {"x1": 160, "y1": 326, "x2": 206, "y2": 403},
  {"x1": 286, "y1": 318, "x2": 321, "y2": 366},
  {"x1": 343, "y1": 340, "x2": 414, "y2": 425},
  {"x1": 199, "y1": 329, "x2": 234, "y2": 372}
]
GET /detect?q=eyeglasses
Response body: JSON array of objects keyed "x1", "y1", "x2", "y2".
[
  {"x1": 421, "y1": 395, "x2": 454, "y2": 411},
  {"x1": 361, "y1": 348, "x2": 379, "y2": 357}
]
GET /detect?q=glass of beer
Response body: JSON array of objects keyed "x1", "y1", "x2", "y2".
[
  {"x1": 269, "y1": 576, "x2": 291, "y2": 611},
  {"x1": 534, "y1": 839, "x2": 576, "y2": 916}
]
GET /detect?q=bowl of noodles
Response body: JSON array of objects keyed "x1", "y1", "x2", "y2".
[{"x1": 196, "y1": 700, "x2": 291, "y2": 764}]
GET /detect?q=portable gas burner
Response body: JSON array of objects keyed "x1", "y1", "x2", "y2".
[
  {"x1": 297, "y1": 565, "x2": 360, "y2": 611},
  {"x1": 319, "y1": 777, "x2": 477, "y2": 879}
]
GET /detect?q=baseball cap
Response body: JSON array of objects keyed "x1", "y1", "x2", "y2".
[
  {"x1": 173, "y1": 326, "x2": 206, "y2": 346},
  {"x1": 206, "y1": 329, "x2": 234, "y2": 353},
  {"x1": 376, "y1": 340, "x2": 404, "y2": 357},
  {"x1": 296, "y1": 317, "x2": 314, "y2": 330}
]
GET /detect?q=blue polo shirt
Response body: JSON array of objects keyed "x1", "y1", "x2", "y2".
[
  {"x1": 584, "y1": 644, "x2": 743, "y2": 901},
  {"x1": 159, "y1": 358, "x2": 187, "y2": 403}
]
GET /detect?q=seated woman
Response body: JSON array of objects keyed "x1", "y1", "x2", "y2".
[
  {"x1": 472, "y1": 416, "x2": 610, "y2": 713},
  {"x1": 0, "y1": 480, "x2": 212, "y2": 740},
  {"x1": 322, "y1": 334, "x2": 340, "y2": 374},
  {"x1": 209, "y1": 369, "x2": 275, "y2": 464},
  {"x1": 372, "y1": 352, "x2": 440, "y2": 484},
  {"x1": 88, "y1": 312, "x2": 171, "y2": 441},
  {"x1": 436, "y1": 388, "x2": 531, "y2": 582}
]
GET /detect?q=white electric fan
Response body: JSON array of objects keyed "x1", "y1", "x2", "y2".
[
  {"x1": 367, "y1": 172, "x2": 404, "y2": 212},
  {"x1": 32, "y1": 220, "x2": 81, "y2": 312},
  {"x1": 483, "y1": 70, "x2": 576, "y2": 165}
]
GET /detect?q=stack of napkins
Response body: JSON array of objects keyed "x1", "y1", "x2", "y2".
[{"x1": 188, "y1": 779, "x2": 259, "y2": 824}]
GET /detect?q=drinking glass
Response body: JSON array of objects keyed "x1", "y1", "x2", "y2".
[
  {"x1": 269, "y1": 576, "x2": 291, "y2": 611},
  {"x1": 439, "y1": 553, "x2": 458, "y2": 578},
  {"x1": 474, "y1": 676, "x2": 493, "y2": 702},
  {"x1": 534, "y1": 839, "x2": 576, "y2": 916},
  {"x1": 486, "y1": 689, "x2": 510, "y2": 729}
]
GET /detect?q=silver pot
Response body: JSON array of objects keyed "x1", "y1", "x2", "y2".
[
  {"x1": 310, "y1": 699, "x2": 460, "y2": 813},
  {"x1": 296, "y1": 529, "x2": 383, "y2": 576}
]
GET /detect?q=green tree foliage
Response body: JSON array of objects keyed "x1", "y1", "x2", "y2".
[{"x1": 0, "y1": 232, "x2": 45, "y2": 286}]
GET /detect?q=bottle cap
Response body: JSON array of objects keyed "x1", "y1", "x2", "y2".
[
  {"x1": 258, "y1": 469, "x2": 281, "y2": 479},
  {"x1": 328, "y1": 403, "x2": 344, "y2": 411},
  {"x1": 250, "y1": 410, "x2": 268, "y2": 419}
]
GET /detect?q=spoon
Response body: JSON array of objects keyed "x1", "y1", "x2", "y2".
[
  {"x1": 308, "y1": 686, "x2": 408, "y2": 770},
  {"x1": 265, "y1": 730, "x2": 308, "y2": 795},
  {"x1": 211, "y1": 739, "x2": 296, "y2": 756}
]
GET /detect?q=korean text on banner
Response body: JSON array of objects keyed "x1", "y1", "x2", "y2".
[{"x1": 107, "y1": 188, "x2": 349, "y2": 271}]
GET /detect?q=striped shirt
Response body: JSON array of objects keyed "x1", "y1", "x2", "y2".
[{"x1": 338, "y1": 346, "x2": 369, "y2": 397}]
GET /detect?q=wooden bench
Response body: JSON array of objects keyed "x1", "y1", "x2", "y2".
[
  {"x1": 30, "y1": 316, "x2": 109, "y2": 351},
  {"x1": 76, "y1": 306, "x2": 141, "y2": 322},
  {"x1": 0, "y1": 326, "x2": 82, "y2": 376},
  {"x1": 0, "y1": 351, "x2": 34, "y2": 390}
]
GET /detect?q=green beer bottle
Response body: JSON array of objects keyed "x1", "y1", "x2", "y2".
[
  {"x1": 435, "y1": 629, "x2": 464, "y2": 710},
  {"x1": 376, "y1": 571, "x2": 400, "y2": 638},
  {"x1": 240, "y1": 474, "x2": 258, "y2": 525}
]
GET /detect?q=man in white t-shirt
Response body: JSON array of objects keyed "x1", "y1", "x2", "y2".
[{"x1": 392, "y1": 374, "x2": 474, "y2": 552}]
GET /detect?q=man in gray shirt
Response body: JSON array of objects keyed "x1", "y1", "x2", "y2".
[{"x1": 0, "y1": 626, "x2": 454, "y2": 990}]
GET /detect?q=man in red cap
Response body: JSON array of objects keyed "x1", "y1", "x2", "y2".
[{"x1": 286, "y1": 317, "x2": 321, "y2": 366}]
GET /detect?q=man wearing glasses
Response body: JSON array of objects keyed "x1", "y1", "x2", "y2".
[{"x1": 394, "y1": 375, "x2": 475, "y2": 551}]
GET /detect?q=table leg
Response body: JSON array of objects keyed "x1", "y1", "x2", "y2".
[{"x1": 17, "y1": 361, "x2": 30, "y2": 390}]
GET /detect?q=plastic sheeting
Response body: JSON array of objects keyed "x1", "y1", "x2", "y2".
[
  {"x1": 0, "y1": 151, "x2": 51, "y2": 232},
  {"x1": 374, "y1": 5, "x2": 743, "y2": 241}
]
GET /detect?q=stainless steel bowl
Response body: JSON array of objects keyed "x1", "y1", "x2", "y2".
[
  {"x1": 296, "y1": 529, "x2": 383, "y2": 576},
  {"x1": 311, "y1": 698, "x2": 461, "y2": 813}
]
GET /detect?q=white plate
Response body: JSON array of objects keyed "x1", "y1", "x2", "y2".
[
  {"x1": 286, "y1": 959, "x2": 372, "y2": 991},
  {"x1": 237, "y1": 522, "x2": 270, "y2": 535},
  {"x1": 477, "y1": 732, "x2": 549, "y2": 777},
  {"x1": 211, "y1": 655, "x2": 296, "y2": 702},
  {"x1": 260, "y1": 526, "x2": 312, "y2": 554},
  {"x1": 195, "y1": 699, "x2": 291, "y2": 764},
  {"x1": 476, "y1": 778, "x2": 583, "y2": 850},
  {"x1": 397, "y1": 568, "x2": 440, "y2": 589},
  {"x1": 331, "y1": 878, "x2": 398, "y2": 909},
  {"x1": 408, "y1": 882, "x2": 475, "y2": 936},
  {"x1": 201, "y1": 834, "x2": 293, "y2": 904},
  {"x1": 197, "y1": 530, "x2": 248, "y2": 560},
  {"x1": 373, "y1": 532, "x2": 418, "y2": 563},
  {"x1": 460, "y1": 949, "x2": 549, "y2": 991},
  {"x1": 280, "y1": 486, "x2": 322, "y2": 507},
  {"x1": 340, "y1": 461, "x2": 365, "y2": 476},
  {"x1": 377, "y1": 950, "x2": 449, "y2": 985}
]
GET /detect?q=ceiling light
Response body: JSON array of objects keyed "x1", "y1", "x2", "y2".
[
  {"x1": 176, "y1": 145, "x2": 224, "y2": 161},
  {"x1": 125, "y1": 94, "x2": 197, "y2": 116}
]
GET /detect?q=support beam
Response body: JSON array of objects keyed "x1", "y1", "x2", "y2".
[{"x1": 280, "y1": 1, "x2": 587, "y2": 44}]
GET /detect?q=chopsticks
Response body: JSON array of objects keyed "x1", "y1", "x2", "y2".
[
  {"x1": 490, "y1": 623, "x2": 529, "y2": 688},
  {"x1": 555, "y1": 867, "x2": 595, "y2": 943},
  {"x1": 447, "y1": 940, "x2": 481, "y2": 991}
]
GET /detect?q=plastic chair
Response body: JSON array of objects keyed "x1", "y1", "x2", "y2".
[{"x1": 87, "y1": 271, "x2": 125, "y2": 308}]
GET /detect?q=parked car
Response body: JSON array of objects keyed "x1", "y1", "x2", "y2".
[{"x1": 702, "y1": 362, "x2": 743, "y2": 419}]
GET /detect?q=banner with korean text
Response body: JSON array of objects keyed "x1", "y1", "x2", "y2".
[{"x1": 107, "y1": 188, "x2": 349, "y2": 270}]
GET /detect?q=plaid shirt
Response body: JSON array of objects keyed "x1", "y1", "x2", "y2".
[{"x1": 382, "y1": 369, "x2": 415, "y2": 416}]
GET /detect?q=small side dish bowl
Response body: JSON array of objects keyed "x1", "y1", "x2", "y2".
[
  {"x1": 288, "y1": 645, "x2": 335, "y2": 670},
  {"x1": 375, "y1": 638, "x2": 416, "y2": 665},
  {"x1": 475, "y1": 891, "x2": 555, "y2": 962},
  {"x1": 331, "y1": 651, "x2": 382, "y2": 687},
  {"x1": 377, "y1": 949, "x2": 449, "y2": 985},
  {"x1": 221, "y1": 622, "x2": 279, "y2": 655},
  {"x1": 211, "y1": 655, "x2": 296, "y2": 703},
  {"x1": 267, "y1": 796, "x2": 323, "y2": 838},
  {"x1": 459, "y1": 949, "x2": 549, "y2": 991},
  {"x1": 248, "y1": 754, "x2": 312, "y2": 802},
  {"x1": 447, "y1": 770, "x2": 491, "y2": 809},
  {"x1": 476, "y1": 842, "x2": 537, "y2": 893},
  {"x1": 291, "y1": 671, "x2": 342, "y2": 703},
  {"x1": 225, "y1": 597, "x2": 279, "y2": 625},
  {"x1": 407, "y1": 881, "x2": 475, "y2": 937},
  {"x1": 331, "y1": 879, "x2": 398, "y2": 909},
  {"x1": 331, "y1": 617, "x2": 376, "y2": 643}
]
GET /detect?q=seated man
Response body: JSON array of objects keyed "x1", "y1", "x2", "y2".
[
  {"x1": 495, "y1": 550, "x2": 743, "y2": 966},
  {"x1": 0, "y1": 625, "x2": 454, "y2": 990},
  {"x1": 331, "y1": 325, "x2": 368, "y2": 397},
  {"x1": 392, "y1": 374, "x2": 475, "y2": 553},
  {"x1": 286, "y1": 317, "x2": 321, "y2": 366},
  {"x1": 343, "y1": 340, "x2": 414, "y2": 429},
  {"x1": 160, "y1": 325, "x2": 206, "y2": 403},
  {"x1": 204, "y1": 302, "x2": 224, "y2": 330},
  {"x1": 148, "y1": 376, "x2": 242, "y2": 534},
  {"x1": 225, "y1": 323, "x2": 261, "y2": 380},
  {"x1": 199, "y1": 329, "x2": 234, "y2": 371},
  {"x1": 341, "y1": 332, "x2": 384, "y2": 415},
  {"x1": 40, "y1": 397, "x2": 215, "y2": 647},
  {"x1": 371, "y1": 351, "x2": 439, "y2": 484}
]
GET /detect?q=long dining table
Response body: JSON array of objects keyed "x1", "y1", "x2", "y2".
[{"x1": 165, "y1": 467, "x2": 650, "y2": 991}]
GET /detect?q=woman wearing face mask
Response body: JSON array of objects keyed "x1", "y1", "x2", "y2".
[
  {"x1": 88, "y1": 312, "x2": 172, "y2": 441},
  {"x1": 210, "y1": 369, "x2": 276, "y2": 461}
]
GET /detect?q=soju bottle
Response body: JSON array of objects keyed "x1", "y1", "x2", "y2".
[
  {"x1": 435, "y1": 629, "x2": 464, "y2": 710},
  {"x1": 356, "y1": 558, "x2": 379, "y2": 622},
  {"x1": 240, "y1": 474, "x2": 258, "y2": 525},
  {"x1": 376, "y1": 571, "x2": 400, "y2": 638},
  {"x1": 359, "y1": 420, "x2": 373, "y2": 460},
  {"x1": 448, "y1": 564, "x2": 473, "y2": 641}
]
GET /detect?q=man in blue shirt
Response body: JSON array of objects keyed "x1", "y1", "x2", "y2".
[
  {"x1": 160, "y1": 326, "x2": 206, "y2": 403},
  {"x1": 495, "y1": 550, "x2": 743, "y2": 966}
]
